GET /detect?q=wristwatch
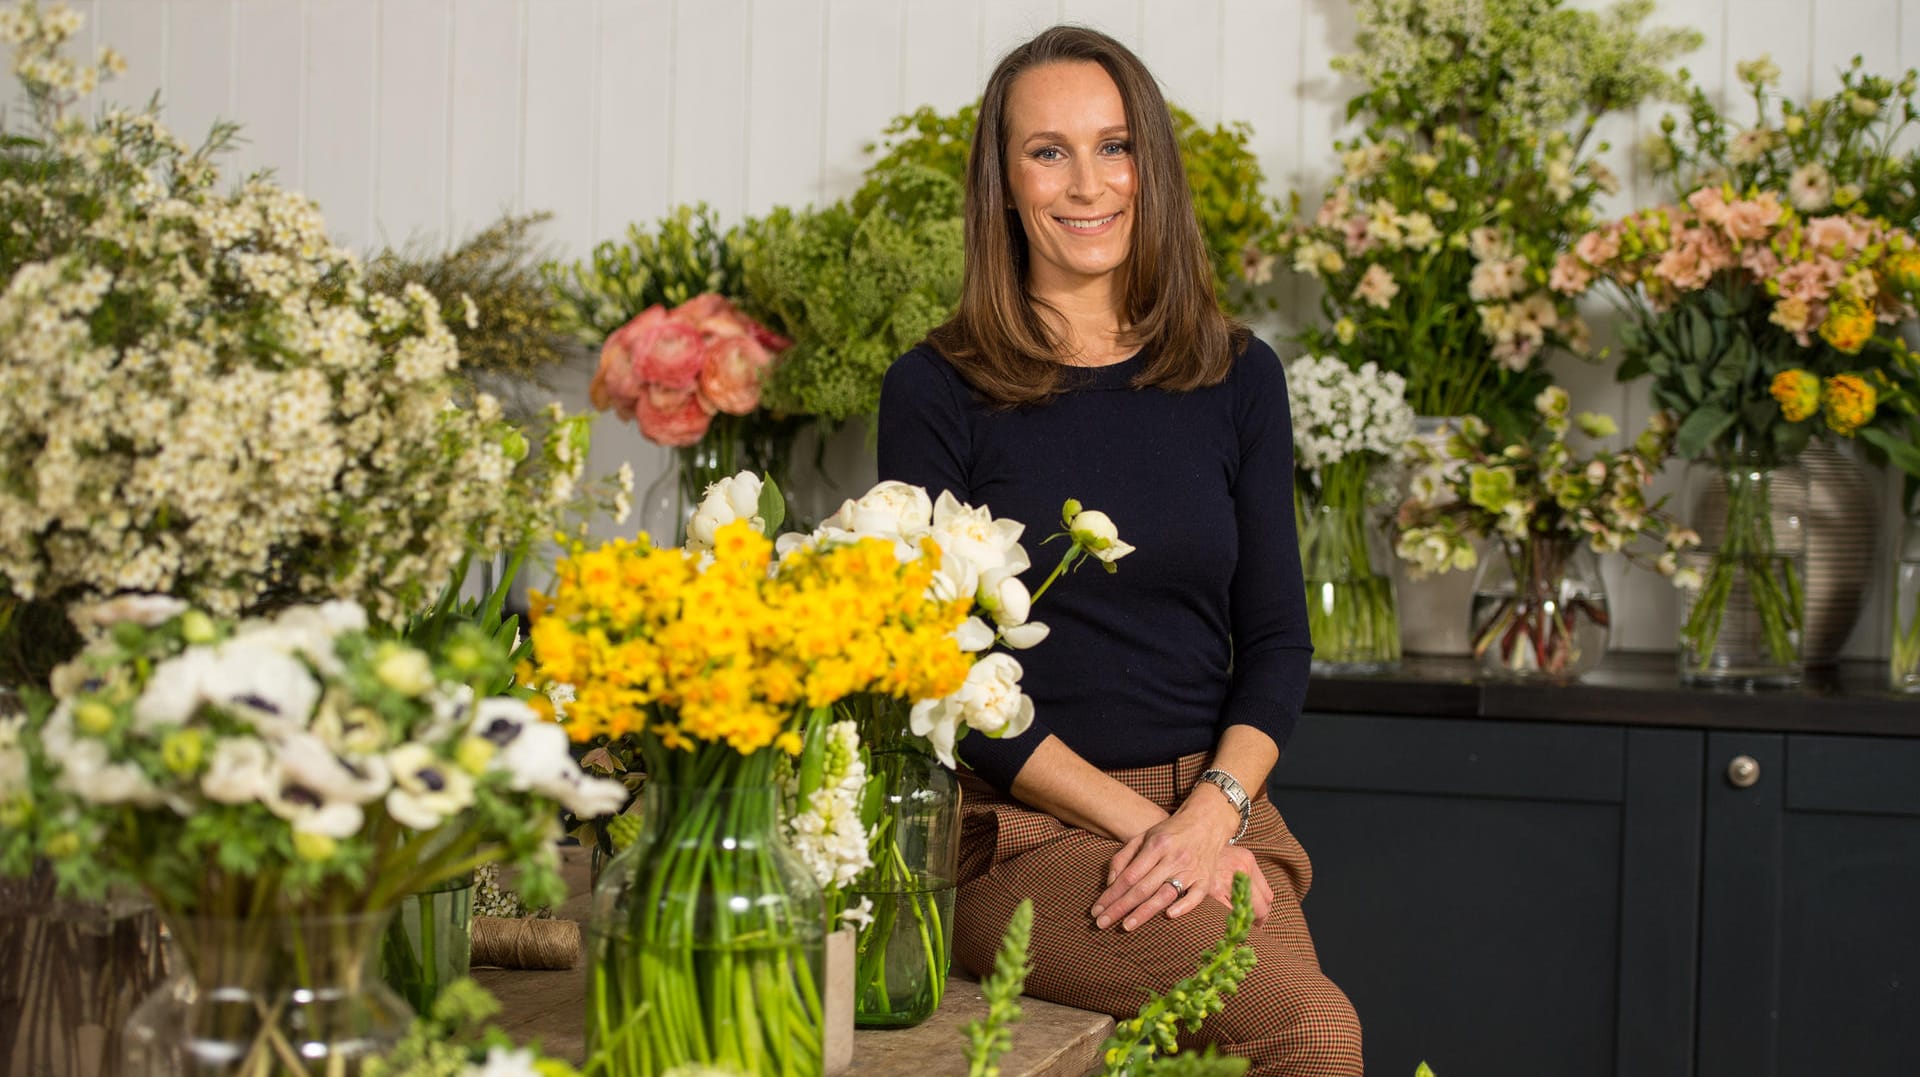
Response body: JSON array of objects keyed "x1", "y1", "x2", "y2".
[{"x1": 1198, "y1": 768, "x2": 1252, "y2": 845}]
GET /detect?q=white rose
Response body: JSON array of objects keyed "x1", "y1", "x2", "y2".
[
  {"x1": 927, "y1": 492, "x2": 1027, "y2": 598},
  {"x1": 999, "y1": 621, "x2": 1051, "y2": 649},
  {"x1": 978, "y1": 569, "x2": 1032, "y2": 627},
  {"x1": 687, "y1": 471, "x2": 765, "y2": 552},
  {"x1": 911, "y1": 654, "x2": 1035, "y2": 767},
  {"x1": 824, "y1": 481, "x2": 934, "y2": 541}
]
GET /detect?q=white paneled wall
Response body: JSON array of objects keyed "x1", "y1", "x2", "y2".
[{"x1": 5, "y1": 0, "x2": 1918, "y2": 656}]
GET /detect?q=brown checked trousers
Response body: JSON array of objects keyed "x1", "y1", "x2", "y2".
[{"x1": 950, "y1": 752, "x2": 1365, "y2": 1077}]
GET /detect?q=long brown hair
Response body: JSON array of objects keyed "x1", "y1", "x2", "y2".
[{"x1": 926, "y1": 25, "x2": 1244, "y2": 406}]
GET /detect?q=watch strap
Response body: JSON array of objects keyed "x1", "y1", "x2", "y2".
[{"x1": 1198, "y1": 768, "x2": 1252, "y2": 844}]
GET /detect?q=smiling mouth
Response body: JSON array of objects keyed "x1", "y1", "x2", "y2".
[{"x1": 1057, "y1": 213, "x2": 1119, "y2": 231}]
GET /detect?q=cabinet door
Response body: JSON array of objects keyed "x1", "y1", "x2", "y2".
[
  {"x1": 1271, "y1": 714, "x2": 1702, "y2": 1077},
  {"x1": 1698, "y1": 732, "x2": 1920, "y2": 1077}
]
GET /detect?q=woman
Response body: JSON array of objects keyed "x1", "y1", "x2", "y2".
[{"x1": 876, "y1": 24, "x2": 1364, "y2": 1077}]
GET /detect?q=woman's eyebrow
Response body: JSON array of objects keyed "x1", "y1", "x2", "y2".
[{"x1": 1021, "y1": 125, "x2": 1131, "y2": 143}]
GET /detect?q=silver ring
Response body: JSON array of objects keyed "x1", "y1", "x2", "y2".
[{"x1": 1166, "y1": 878, "x2": 1187, "y2": 898}]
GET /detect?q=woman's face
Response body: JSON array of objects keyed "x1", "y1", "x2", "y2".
[{"x1": 1003, "y1": 61, "x2": 1136, "y2": 296}]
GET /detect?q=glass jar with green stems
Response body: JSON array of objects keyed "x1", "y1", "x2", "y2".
[
  {"x1": 587, "y1": 753, "x2": 824, "y2": 1077},
  {"x1": 1295, "y1": 455, "x2": 1401, "y2": 674},
  {"x1": 1679, "y1": 443, "x2": 1808, "y2": 688}
]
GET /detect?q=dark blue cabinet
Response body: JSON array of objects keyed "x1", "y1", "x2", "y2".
[{"x1": 1271, "y1": 690, "x2": 1920, "y2": 1077}]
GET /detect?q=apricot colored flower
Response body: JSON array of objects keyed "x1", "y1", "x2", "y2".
[
  {"x1": 1770, "y1": 370, "x2": 1820, "y2": 423},
  {"x1": 1821, "y1": 374, "x2": 1877, "y2": 436}
]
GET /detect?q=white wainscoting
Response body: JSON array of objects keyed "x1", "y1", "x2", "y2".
[{"x1": 5, "y1": 0, "x2": 1916, "y2": 656}]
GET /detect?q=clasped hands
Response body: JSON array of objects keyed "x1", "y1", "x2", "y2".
[{"x1": 1088, "y1": 794, "x2": 1275, "y2": 932}]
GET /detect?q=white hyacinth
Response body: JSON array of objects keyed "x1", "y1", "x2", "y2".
[
  {"x1": 1285, "y1": 355, "x2": 1417, "y2": 473},
  {"x1": 784, "y1": 720, "x2": 873, "y2": 891}
]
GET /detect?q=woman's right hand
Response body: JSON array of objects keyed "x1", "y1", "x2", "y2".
[{"x1": 1214, "y1": 844, "x2": 1275, "y2": 926}]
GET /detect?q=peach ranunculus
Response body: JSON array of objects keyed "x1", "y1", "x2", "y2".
[
  {"x1": 699, "y1": 334, "x2": 776, "y2": 416},
  {"x1": 634, "y1": 384, "x2": 715, "y2": 447},
  {"x1": 630, "y1": 313, "x2": 707, "y2": 390}
]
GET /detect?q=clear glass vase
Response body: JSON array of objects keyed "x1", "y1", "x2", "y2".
[
  {"x1": 1678, "y1": 449, "x2": 1808, "y2": 688},
  {"x1": 0, "y1": 865, "x2": 164, "y2": 1077},
  {"x1": 849, "y1": 745, "x2": 959, "y2": 1029},
  {"x1": 1295, "y1": 460, "x2": 1400, "y2": 674},
  {"x1": 636, "y1": 414, "x2": 805, "y2": 547},
  {"x1": 379, "y1": 873, "x2": 473, "y2": 1014},
  {"x1": 123, "y1": 909, "x2": 412, "y2": 1076},
  {"x1": 1469, "y1": 535, "x2": 1609, "y2": 682},
  {"x1": 1891, "y1": 509, "x2": 1920, "y2": 692},
  {"x1": 588, "y1": 772, "x2": 825, "y2": 1077}
]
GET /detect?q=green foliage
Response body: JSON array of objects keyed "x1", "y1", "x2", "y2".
[
  {"x1": 965, "y1": 898, "x2": 1035, "y2": 1077},
  {"x1": 1648, "y1": 56, "x2": 1920, "y2": 229},
  {"x1": 738, "y1": 166, "x2": 965, "y2": 424},
  {"x1": 368, "y1": 212, "x2": 578, "y2": 384},
  {"x1": 1100, "y1": 872, "x2": 1260, "y2": 1076},
  {"x1": 544, "y1": 203, "x2": 745, "y2": 343},
  {"x1": 858, "y1": 101, "x2": 1284, "y2": 316},
  {"x1": 398, "y1": 545, "x2": 532, "y2": 699},
  {"x1": 367, "y1": 978, "x2": 580, "y2": 1077}
]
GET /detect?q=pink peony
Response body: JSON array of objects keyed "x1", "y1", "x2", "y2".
[
  {"x1": 698, "y1": 334, "x2": 774, "y2": 416},
  {"x1": 635, "y1": 385, "x2": 715, "y2": 447}
]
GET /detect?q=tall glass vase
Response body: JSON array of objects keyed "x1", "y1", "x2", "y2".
[
  {"x1": 1678, "y1": 448, "x2": 1808, "y2": 688},
  {"x1": 1295, "y1": 458, "x2": 1400, "y2": 674},
  {"x1": 587, "y1": 758, "x2": 825, "y2": 1077},
  {"x1": 637, "y1": 414, "x2": 806, "y2": 546},
  {"x1": 123, "y1": 909, "x2": 412, "y2": 1076},
  {"x1": 1890, "y1": 508, "x2": 1920, "y2": 692},
  {"x1": 1469, "y1": 534, "x2": 1609, "y2": 682},
  {"x1": 847, "y1": 728, "x2": 959, "y2": 1029},
  {"x1": 379, "y1": 873, "x2": 474, "y2": 1014}
]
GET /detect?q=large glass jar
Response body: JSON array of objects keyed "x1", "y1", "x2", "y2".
[
  {"x1": 123, "y1": 909, "x2": 411, "y2": 1076},
  {"x1": 1678, "y1": 449, "x2": 1808, "y2": 688},
  {"x1": 1891, "y1": 508, "x2": 1920, "y2": 692},
  {"x1": 588, "y1": 779, "x2": 824, "y2": 1077},
  {"x1": 1469, "y1": 534, "x2": 1609, "y2": 682}
]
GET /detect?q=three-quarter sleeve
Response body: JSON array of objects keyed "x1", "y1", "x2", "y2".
[
  {"x1": 1216, "y1": 342, "x2": 1314, "y2": 753},
  {"x1": 876, "y1": 348, "x2": 1053, "y2": 790}
]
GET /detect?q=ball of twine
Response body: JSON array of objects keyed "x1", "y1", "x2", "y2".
[{"x1": 471, "y1": 915, "x2": 581, "y2": 970}]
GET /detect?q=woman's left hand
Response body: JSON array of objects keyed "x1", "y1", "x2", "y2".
[{"x1": 1089, "y1": 805, "x2": 1235, "y2": 930}]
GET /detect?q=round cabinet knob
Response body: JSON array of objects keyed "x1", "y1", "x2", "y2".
[{"x1": 1726, "y1": 755, "x2": 1761, "y2": 789}]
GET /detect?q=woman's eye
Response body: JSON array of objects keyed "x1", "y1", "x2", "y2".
[
  {"x1": 1033, "y1": 147, "x2": 1062, "y2": 161},
  {"x1": 1101, "y1": 141, "x2": 1130, "y2": 156}
]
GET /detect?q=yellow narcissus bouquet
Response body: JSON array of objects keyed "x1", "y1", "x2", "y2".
[{"x1": 524, "y1": 498, "x2": 995, "y2": 1077}]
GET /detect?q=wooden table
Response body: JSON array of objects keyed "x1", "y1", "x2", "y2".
[{"x1": 478, "y1": 849, "x2": 1111, "y2": 1077}]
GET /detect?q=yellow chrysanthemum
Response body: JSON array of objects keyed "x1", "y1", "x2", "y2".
[
  {"x1": 1770, "y1": 369, "x2": 1821, "y2": 423},
  {"x1": 1822, "y1": 373, "x2": 1878, "y2": 436}
]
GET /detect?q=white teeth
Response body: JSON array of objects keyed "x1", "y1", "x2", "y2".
[{"x1": 1059, "y1": 214, "x2": 1116, "y2": 230}]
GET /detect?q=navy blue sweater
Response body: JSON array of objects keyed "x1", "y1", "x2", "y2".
[{"x1": 876, "y1": 338, "x2": 1313, "y2": 793}]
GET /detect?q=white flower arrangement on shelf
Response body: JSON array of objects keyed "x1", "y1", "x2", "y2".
[{"x1": 1286, "y1": 355, "x2": 1417, "y2": 476}]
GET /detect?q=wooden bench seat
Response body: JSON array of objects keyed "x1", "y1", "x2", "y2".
[{"x1": 478, "y1": 848, "x2": 1112, "y2": 1077}]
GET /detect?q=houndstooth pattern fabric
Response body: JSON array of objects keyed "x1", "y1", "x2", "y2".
[{"x1": 951, "y1": 752, "x2": 1364, "y2": 1077}]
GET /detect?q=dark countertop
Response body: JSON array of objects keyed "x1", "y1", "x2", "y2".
[{"x1": 1305, "y1": 651, "x2": 1920, "y2": 737}]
